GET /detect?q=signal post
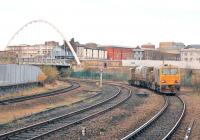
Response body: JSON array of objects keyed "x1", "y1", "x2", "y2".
[{"x1": 99, "y1": 62, "x2": 107, "y2": 88}]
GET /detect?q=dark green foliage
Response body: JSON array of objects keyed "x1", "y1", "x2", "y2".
[{"x1": 59, "y1": 68, "x2": 73, "y2": 77}]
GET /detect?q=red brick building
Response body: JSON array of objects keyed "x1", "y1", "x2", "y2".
[
  {"x1": 141, "y1": 43, "x2": 155, "y2": 49},
  {"x1": 45, "y1": 41, "x2": 59, "y2": 46},
  {"x1": 102, "y1": 46, "x2": 133, "y2": 60}
]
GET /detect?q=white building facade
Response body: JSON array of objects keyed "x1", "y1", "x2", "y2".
[
  {"x1": 82, "y1": 47, "x2": 107, "y2": 59},
  {"x1": 132, "y1": 47, "x2": 144, "y2": 60},
  {"x1": 7, "y1": 41, "x2": 59, "y2": 58},
  {"x1": 181, "y1": 45, "x2": 200, "y2": 62}
]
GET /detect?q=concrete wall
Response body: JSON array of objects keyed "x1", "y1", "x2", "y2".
[
  {"x1": 79, "y1": 60, "x2": 122, "y2": 69},
  {"x1": 122, "y1": 60, "x2": 200, "y2": 69}
]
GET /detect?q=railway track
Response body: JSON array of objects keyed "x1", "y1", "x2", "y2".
[
  {"x1": 0, "y1": 81, "x2": 80, "y2": 105},
  {"x1": 121, "y1": 95, "x2": 185, "y2": 140},
  {"x1": 0, "y1": 84, "x2": 131, "y2": 140},
  {"x1": 0, "y1": 82, "x2": 109, "y2": 134}
]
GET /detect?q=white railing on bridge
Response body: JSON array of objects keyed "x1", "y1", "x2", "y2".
[{"x1": 18, "y1": 58, "x2": 71, "y2": 66}]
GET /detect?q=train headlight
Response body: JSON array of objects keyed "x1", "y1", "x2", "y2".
[
  {"x1": 174, "y1": 80, "x2": 179, "y2": 83},
  {"x1": 161, "y1": 80, "x2": 166, "y2": 83}
]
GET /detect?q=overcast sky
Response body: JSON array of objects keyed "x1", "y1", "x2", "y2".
[{"x1": 0, "y1": 0, "x2": 200, "y2": 50}]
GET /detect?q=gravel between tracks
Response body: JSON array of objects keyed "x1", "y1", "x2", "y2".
[
  {"x1": 0, "y1": 80, "x2": 70, "y2": 100},
  {"x1": 0, "y1": 84, "x2": 123, "y2": 140},
  {"x1": 47, "y1": 86, "x2": 164, "y2": 140},
  {"x1": 0, "y1": 82, "x2": 93, "y2": 127},
  {"x1": 0, "y1": 84, "x2": 116, "y2": 135},
  {"x1": 171, "y1": 88, "x2": 200, "y2": 140},
  {"x1": 134, "y1": 96, "x2": 184, "y2": 140}
]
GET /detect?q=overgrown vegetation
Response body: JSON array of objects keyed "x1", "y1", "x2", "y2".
[
  {"x1": 181, "y1": 69, "x2": 200, "y2": 94},
  {"x1": 40, "y1": 66, "x2": 59, "y2": 84},
  {"x1": 37, "y1": 72, "x2": 47, "y2": 82},
  {"x1": 59, "y1": 68, "x2": 73, "y2": 77},
  {"x1": 192, "y1": 75, "x2": 200, "y2": 93}
]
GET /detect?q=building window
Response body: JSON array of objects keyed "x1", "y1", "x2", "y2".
[
  {"x1": 184, "y1": 58, "x2": 188, "y2": 61},
  {"x1": 184, "y1": 52, "x2": 187, "y2": 56},
  {"x1": 190, "y1": 58, "x2": 193, "y2": 61},
  {"x1": 190, "y1": 52, "x2": 193, "y2": 55}
]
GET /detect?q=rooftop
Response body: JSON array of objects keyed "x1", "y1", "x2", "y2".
[
  {"x1": 99, "y1": 45, "x2": 134, "y2": 49},
  {"x1": 184, "y1": 45, "x2": 200, "y2": 49}
]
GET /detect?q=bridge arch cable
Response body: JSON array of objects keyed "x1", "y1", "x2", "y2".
[{"x1": 6, "y1": 19, "x2": 81, "y2": 65}]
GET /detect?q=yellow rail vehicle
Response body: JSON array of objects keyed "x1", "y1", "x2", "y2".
[
  {"x1": 129, "y1": 64, "x2": 181, "y2": 95},
  {"x1": 154, "y1": 64, "x2": 180, "y2": 94}
]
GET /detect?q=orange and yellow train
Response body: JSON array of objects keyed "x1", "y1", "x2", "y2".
[{"x1": 129, "y1": 64, "x2": 180, "y2": 94}]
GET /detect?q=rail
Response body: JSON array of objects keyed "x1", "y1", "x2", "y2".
[
  {"x1": 121, "y1": 95, "x2": 186, "y2": 140},
  {"x1": 162, "y1": 96, "x2": 186, "y2": 139},
  {"x1": 184, "y1": 119, "x2": 195, "y2": 140},
  {"x1": 0, "y1": 83, "x2": 131, "y2": 139},
  {"x1": 121, "y1": 96, "x2": 168, "y2": 140},
  {"x1": 0, "y1": 81, "x2": 79, "y2": 105}
]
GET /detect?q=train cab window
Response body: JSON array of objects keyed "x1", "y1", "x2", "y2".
[
  {"x1": 162, "y1": 69, "x2": 170, "y2": 75},
  {"x1": 170, "y1": 69, "x2": 178, "y2": 75},
  {"x1": 162, "y1": 69, "x2": 178, "y2": 75}
]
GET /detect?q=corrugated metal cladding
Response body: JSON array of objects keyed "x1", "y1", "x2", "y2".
[
  {"x1": 0, "y1": 64, "x2": 41, "y2": 86},
  {"x1": 107, "y1": 48, "x2": 133, "y2": 60}
]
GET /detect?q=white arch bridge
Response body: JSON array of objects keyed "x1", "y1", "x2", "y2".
[{"x1": 7, "y1": 20, "x2": 81, "y2": 66}]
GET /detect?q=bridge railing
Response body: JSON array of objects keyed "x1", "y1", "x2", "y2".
[{"x1": 18, "y1": 58, "x2": 71, "y2": 66}]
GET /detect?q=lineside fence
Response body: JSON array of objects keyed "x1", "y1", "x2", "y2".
[
  {"x1": 70, "y1": 70, "x2": 128, "y2": 81},
  {"x1": 0, "y1": 64, "x2": 41, "y2": 86},
  {"x1": 0, "y1": 64, "x2": 42, "y2": 95}
]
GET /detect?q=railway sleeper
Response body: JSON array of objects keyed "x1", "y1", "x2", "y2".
[
  {"x1": 19, "y1": 133, "x2": 38, "y2": 137},
  {"x1": 9, "y1": 136, "x2": 30, "y2": 140},
  {"x1": 6, "y1": 137, "x2": 22, "y2": 140}
]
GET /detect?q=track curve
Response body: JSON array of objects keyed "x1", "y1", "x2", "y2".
[
  {"x1": 0, "y1": 81, "x2": 80, "y2": 105},
  {"x1": 121, "y1": 95, "x2": 185, "y2": 140},
  {"x1": 0, "y1": 83, "x2": 131, "y2": 140}
]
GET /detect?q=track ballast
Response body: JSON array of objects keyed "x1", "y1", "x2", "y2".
[
  {"x1": 121, "y1": 95, "x2": 185, "y2": 140},
  {"x1": 0, "y1": 81, "x2": 80, "y2": 105},
  {"x1": 0, "y1": 84, "x2": 131, "y2": 140}
]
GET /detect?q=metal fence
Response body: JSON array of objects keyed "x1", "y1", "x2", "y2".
[
  {"x1": 0, "y1": 64, "x2": 41, "y2": 86},
  {"x1": 181, "y1": 69, "x2": 192, "y2": 86},
  {"x1": 70, "y1": 70, "x2": 128, "y2": 81}
]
